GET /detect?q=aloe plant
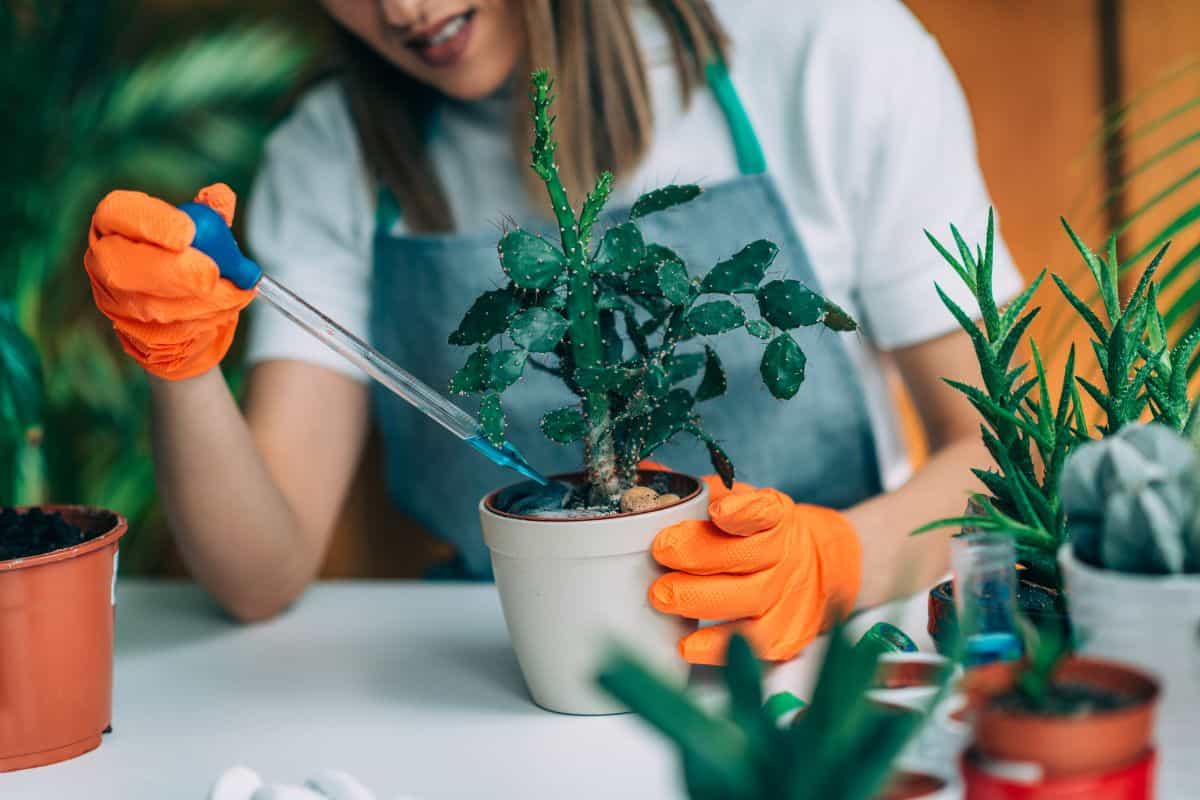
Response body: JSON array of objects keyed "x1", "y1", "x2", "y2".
[
  {"x1": 915, "y1": 212, "x2": 1200, "y2": 587},
  {"x1": 596, "y1": 625, "x2": 938, "y2": 800},
  {"x1": 449, "y1": 71, "x2": 855, "y2": 503},
  {"x1": 1, "y1": 1, "x2": 310, "y2": 569}
]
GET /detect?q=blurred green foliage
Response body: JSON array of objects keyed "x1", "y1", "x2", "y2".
[
  {"x1": 597, "y1": 626, "x2": 942, "y2": 800},
  {"x1": 0, "y1": 0, "x2": 312, "y2": 571}
]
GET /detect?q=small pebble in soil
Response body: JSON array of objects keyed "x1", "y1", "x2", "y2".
[
  {"x1": 655, "y1": 493, "x2": 681, "y2": 509},
  {"x1": 620, "y1": 486, "x2": 659, "y2": 513},
  {"x1": 0, "y1": 507, "x2": 91, "y2": 561}
]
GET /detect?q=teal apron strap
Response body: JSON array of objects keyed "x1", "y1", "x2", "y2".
[
  {"x1": 704, "y1": 59, "x2": 767, "y2": 176},
  {"x1": 376, "y1": 184, "x2": 402, "y2": 231}
]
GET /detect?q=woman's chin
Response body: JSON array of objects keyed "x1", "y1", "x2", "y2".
[{"x1": 434, "y1": 69, "x2": 514, "y2": 101}]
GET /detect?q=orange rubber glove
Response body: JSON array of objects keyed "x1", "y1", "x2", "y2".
[
  {"x1": 649, "y1": 476, "x2": 863, "y2": 665},
  {"x1": 83, "y1": 184, "x2": 255, "y2": 380}
]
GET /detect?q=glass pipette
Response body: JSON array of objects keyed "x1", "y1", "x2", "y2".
[{"x1": 178, "y1": 201, "x2": 549, "y2": 486}]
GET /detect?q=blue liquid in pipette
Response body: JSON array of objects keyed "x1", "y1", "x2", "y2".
[
  {"x1": 466, "y1": 435, "x2": 550, "y2": 486},
  {"x1": 963, "y1": 631, "x2": 1022, "y2": 667}
]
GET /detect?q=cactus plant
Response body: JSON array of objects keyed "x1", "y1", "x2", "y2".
[
  {"x1": 1059, "y1": 422, "x2": 1200, "y2": 574},
  {"x1": 595, "y1": 625, "x2": 941, "y2": 800},
  {"x1": 449, "y1": 71, "x2": 855, "y2": 504}
]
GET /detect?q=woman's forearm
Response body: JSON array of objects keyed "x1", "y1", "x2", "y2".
[
  {"x1": 846, "y1": 435, "x2": 987, "y2": 608},
  {"x1": 149, "y1": 370, "x2": 321, "y2": 622}
]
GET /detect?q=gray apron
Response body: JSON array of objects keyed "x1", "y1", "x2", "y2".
[{"x1": 368, "y1": 63, "x2": 881, "y2": 579}]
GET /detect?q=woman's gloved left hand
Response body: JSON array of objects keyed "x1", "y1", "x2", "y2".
[{"x1": 649, "y1": 475, "x2": 863, "y2": 665}]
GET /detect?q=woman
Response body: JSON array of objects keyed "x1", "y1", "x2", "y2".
[{"x1": 84, "y1": 0, "x2": 1021, "y2": 664}]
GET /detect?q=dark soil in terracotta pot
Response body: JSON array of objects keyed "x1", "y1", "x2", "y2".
[
  {"x1": 0, "y1": 507, "x2": 97, "y2": 560},
  {"x1": 990, "y1": 681, "x2": 1132, "y2": 715},
  {"x1": 927, "y1": 577, "x2": 1068, "y2": 655}
]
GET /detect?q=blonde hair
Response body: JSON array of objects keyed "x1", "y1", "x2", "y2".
[{"x1": 337, "y1": 1, "x2": 727, "y2": 232}]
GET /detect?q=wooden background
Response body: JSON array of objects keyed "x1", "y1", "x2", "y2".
[{"x1": 161, "y1": 1, "x2": 1200, "y2": 579}]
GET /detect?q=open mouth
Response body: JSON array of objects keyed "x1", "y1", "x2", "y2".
[{"x1": 406, "y1": 8, "x2": 478, "y2": 68}]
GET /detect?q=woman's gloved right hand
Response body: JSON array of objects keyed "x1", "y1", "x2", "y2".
[{"x1": 83, "y1": 183, "x2": 255, "y2": 381}]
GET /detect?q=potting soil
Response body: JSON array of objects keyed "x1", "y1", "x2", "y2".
[
  {"x1": 493, "y1": 473, "x2": 675, "y2": 519},
  {"x1": 0, "y1": 508, "x2": 94, "y2": 561},
  {"x1": 992, "y1": 682, "x2": 1133, "y2": 716}
]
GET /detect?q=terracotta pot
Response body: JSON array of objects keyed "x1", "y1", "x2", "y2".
[
  {"x1": 961, "y1": 747, "x2": 1155, "y2": 799},
  {"x1": 0, "y1": 506, "x2": 127, "y2": 772},
  {"x1": 927, "y1": 578, "x2": 1068, "y2": 656},
  {"x1": 964, "y1": 657, "x2": 1159, "y2": 778},
  {"x1": 480, "y1": 471, "x2": 706, "y2": 715}
]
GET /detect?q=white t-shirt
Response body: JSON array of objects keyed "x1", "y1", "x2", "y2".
[{"x1": 245, "y1": 0, "x2": 1021, "y2": 491}]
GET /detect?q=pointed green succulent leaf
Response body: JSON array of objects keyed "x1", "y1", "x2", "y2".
[
  {"x1": 995, "y1": 307, "x2": 1041, "y2": 371},
  {"x1": 1060, "y1": 217, "x2": 1116, "y2": 320},
  {"x1": 658, "y1": 259, "x2": 693, "y2": 305},
  {"x1": 700, "y1": 240, "x2": 778, "y2": 294},
  {"x1": 488, "y1": 349, "x2": 528, "y2": 391},
  {"x1": 479, "y1": 393, "x2": 505, "y2": 447},
  {"x1": 540, "y1": 406, "x2": 588, "y2": 443},
  {"x1": 668, "y1": 352, "x2": 706, "y2": 383},
  {"x1": 686, "y1": 300, "x2": 745, "y2": 336},
  {"x1": 509, "y1": 307, "x2": 569, "y2": 353},
  {"x1": 448, "y1": 345, "x2": 491, "y2": 396},
  {"x1": 1123, "y1": 242, "x2": 1167, "y2": 322},
  {"x1": 696, "y1": 346, "x2": 727, "y2": 402},
  {"x1": 760, "y1": 333, "x2": 806, "y2": 399},
  {"x1": 593, "y1": 222, "x2": 645, "y2": 274},
  {"x1": 498, "y1": 229, "x2": 565, "y2": 289},
  {"x1": 925, "y1": 229, "x2": 976, "y2": 293},
  {"x1": 756, "y1": 279, "x2": 825, "y2": 329},
  {"x1": 934, "y1": 283, "x2": 996, "y2": 381},
  {"x1": 630, "y1": 184, "x2": 702, "y2": 219},
  {"x1": 744, "y1": 319, "x2": 773, "y2": 340},
  {"x1": 1051, "y1": 274, "x2": 1110, "y2": 343},
  {"x1": 724, "y1": 634, "x2": 764, "y2": 724},
  {"x1": 999, "y1": 270, "x2": 1045, "y2": 338},
  {"x1": 448, "y1": 289, "x2": 521, "y2": 345}
]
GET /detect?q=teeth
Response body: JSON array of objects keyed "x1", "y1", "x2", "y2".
[{"x1": 430, "y1": 14, "x2": 466, "y2": 46}]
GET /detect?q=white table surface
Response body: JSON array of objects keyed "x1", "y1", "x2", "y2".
[{"x1": 2, "y1": 579, "x2": 932, "y2": 800}]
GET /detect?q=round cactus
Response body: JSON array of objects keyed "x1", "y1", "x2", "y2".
[{"x1": 1059, "y1": 422, "x2": 1200, "y2": 574}]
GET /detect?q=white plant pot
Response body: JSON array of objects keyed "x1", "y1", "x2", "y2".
[
  {"x1": 1059, "y1": 544, "x2": 1200, "y2": 796},
  {"x1": 480, "y1": 474, "x2": 708, "y2": 714}
]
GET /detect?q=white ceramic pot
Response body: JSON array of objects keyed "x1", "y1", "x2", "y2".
[
  {"x1": 479, "y1": 473, "x2": 707, "y2": 714},
  {"x1": 1059, "y1": 544, "x2": 1200, "y2": 796}
]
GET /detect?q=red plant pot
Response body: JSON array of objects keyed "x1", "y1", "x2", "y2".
[
  {"x1": 0, "y1": 506, "x2": 127, "y2": 772},
  {"x1": 962, "y1": 748, "x2": 1155, "y2": 799}
]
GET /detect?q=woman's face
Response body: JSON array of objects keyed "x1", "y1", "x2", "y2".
[{"x1": 322, "y1": 1, "x2": 522, "y2": 100}]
